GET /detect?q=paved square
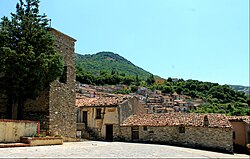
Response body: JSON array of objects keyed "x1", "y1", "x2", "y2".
[{"x1": 0, "y1": 141, "x2": 248, "y2": 158}]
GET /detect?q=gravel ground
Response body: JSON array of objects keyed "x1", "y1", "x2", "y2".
[{"x1": 0, "y1": 141, "x2": 249, "y2": 158}]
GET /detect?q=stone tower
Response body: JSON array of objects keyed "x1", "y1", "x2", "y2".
[{"x1": 22, "y1": 28, "x2": 77, "y2": 138}]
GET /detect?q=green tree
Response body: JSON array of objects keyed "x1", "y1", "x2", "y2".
[
  {"x1": 146, "y1": 74, "x2": 155, "y2": 85},
  {"x1": 167, "y1": 77, "x2": 172, "y2": 82},
  {"x1": 247, "y1": 96, "x2": 250, "y2": 107},
  {"x1": 130, "y1": 85, "x2": 138, "y2": 93},
  {"x1": 0, "y1": 0, "x2": 63, "y2": 119}
]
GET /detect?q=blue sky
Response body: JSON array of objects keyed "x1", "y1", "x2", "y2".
[{"x1": 1, "y1": 0, "x2": 249, "y2": 86}]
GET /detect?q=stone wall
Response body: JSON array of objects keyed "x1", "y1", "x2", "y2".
[
  {"x1": 119, "y1": 97, "x2": 147, "y2": 123},
  {"x1": 114, "y1": 125, "x2": 233, "y2": 153},
  {"x1": 49, "y1": 81, "x2": 76, "y2": 138},
  {"x1": 23, "y1": 28, "x2": 77, "y2": 138},
  {"x1": 46, "y1": 28, "x2": 76, "y2": 138},
  {"x1": 23, "y1": 89, "x2": 50, "y2": 130}
]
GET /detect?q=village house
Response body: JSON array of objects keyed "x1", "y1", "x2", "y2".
[
  {"x1": 75, "y1": 95, "x2": 147, "y2": 140},
  {"x1": 142, "y1": 91, "x2": 196, "y2": 114},
  {"x1": 227, "y1": 116, "x2": 250, "y2": 152},
  {"x1": 0, "y1": 28, "x2": 77, "y2": 139},
  {"x1": 113, "y1": 113, "x2": 233, "y2": 153}
]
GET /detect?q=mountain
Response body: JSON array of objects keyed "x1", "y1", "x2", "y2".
[
  {"x1": 75, "y1": 52, "x2": 152, "y2": 80},
  {"x1": 229, "y1": 85, "x2": 250, "y2": 95}
]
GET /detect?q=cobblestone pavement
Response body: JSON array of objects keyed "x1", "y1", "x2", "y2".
[{"x1": 0, "y1": 141, "x2": 249, "y2": 158}]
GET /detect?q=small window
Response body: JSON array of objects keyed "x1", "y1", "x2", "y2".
[
  {"x1": 76, "y1": 110, "x2": 80, "y2": 123},
  {"x1": 96, "y1": 108, "x2": 102, "y2": 119},
  {"x1": 143, "y1": 126, "x2": 147, "y2": 131},
  {"x1": 179, "y1": 126, "x2": 185, "y2": 133}
]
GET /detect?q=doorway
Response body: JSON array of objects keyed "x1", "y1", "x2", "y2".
[
  {"x1": 106, "y1": 124, "x2": 113, "y2": 141},
  {"x1": 82, "y1": 111, "x2": 87, "y2": 128},
  {"x1": 131, "y1": 126, "x2": 139, "y2": 141}
]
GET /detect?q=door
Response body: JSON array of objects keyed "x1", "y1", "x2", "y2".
[
  {"x1": 131, "y1": 126, "x2": 139, "y2": 141},
  {"x1": 106, "y1": 125, "x2": 113, "y2": 141},
  {"x1": 82, "y1": 111, "x2": 87, "y2": 128}
]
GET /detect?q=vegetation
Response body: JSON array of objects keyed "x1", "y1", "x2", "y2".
[
  {"x1": 0, "y1": 0, "x2": 63, "y2": 119},
  {"x1": 75, "y1": 52, "x2": 249, "y2": 116},
  {"x1": 229, "y1": 85, "x2": 250, "y2": 95},
  {"x1": 148, "y1": 79, "x2": 249, "y2": 116},
  {"x1": 75, "y1": 52, "x2": 152, "y2": 80},
  {"x1": 76, "y1": 65, "x2": 154, "y2": 86}
]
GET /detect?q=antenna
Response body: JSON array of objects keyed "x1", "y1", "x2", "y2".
[{"x1": 49, "y1": 19, "x2": 52, "y2": 28}]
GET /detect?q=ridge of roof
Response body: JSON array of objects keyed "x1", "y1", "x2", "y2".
[{"x1": 121, "y1": 113, "x2": 232, "y2": 128}]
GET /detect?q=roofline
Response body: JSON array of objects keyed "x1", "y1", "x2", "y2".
[
  {"x1": 76, "y1": 105, "x2": 118, "y2": 108},
  {"x1": 49, "y1": 27, "x2": 77, "y2": 42},
  {"x1": 120, "y1": 124, "x2": 232, "y2": 129}
]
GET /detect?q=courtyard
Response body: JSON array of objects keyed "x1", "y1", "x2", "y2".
[{"x1": 0, "y1": 141, "x2": 248, "y2": 158}]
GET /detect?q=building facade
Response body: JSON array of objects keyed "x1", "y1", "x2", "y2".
[
  {"x1": 114, "y1": 113, "x2": 233, "y2": 153},
  {"x1": 76, "y1": 95, "x2": 147, "y2": 140},
  {"x1": 228, "y1": 116, "x2": 250, "y2": 152}
]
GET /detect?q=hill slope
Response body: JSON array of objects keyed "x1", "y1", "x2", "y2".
[
  {"x1": 75, "y1": 52, "x2": 152, "y2": 80},
  {"x1": 229, "y1": 85, "x2": 250, "y2": 95}
]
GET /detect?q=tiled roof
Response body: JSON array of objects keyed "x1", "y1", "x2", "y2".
[
  {"x1": 121, "y1": 113, "x2": 232, "y2": 128},
  {"x1": 227, "y1": 116, "x2": 250, "y2": 124},
  {"x1": 76, "y1": 96, "x2": 128, "y2": 107}
]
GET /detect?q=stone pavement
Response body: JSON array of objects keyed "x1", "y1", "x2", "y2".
[{"x1": 0, "y1": 141, "x2": 248, "y2": 158}]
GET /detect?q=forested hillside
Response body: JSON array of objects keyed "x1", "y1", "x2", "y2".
[
  {"x1": 75, "y1": 52, "x2": 250, "y2": 116},
  {"x1": 75, "y1": 52, "x2": 151, "y2": 80},
  {"x1": 149, "y1": 79, "x2": 250, "y2": 116}
]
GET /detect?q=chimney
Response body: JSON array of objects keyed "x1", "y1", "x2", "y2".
[{"x1": 204, "y1": 115, "x2": 209, "y2": 127}]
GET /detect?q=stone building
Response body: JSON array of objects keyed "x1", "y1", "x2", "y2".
[
  {"x1": 0, "y1": 28, "x2": 77, "y2": 138},
  {"x1": 75, "y1": 95, "x2": 147, "y2": 140},
  {"x1": 113, "y1": 113, "x2": 233, "y2": 153}
]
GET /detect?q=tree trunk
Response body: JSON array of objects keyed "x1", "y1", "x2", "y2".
[
  {"x1": 17, "y1": 97, "x2": 24, "y2": 120},
  {"x1": 6, "y1": 95, "x2": 13, "y2": 119}
]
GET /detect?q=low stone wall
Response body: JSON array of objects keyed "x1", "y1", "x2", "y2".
[
  {"x1": 114, "y1": 125, "x2": 233, "y2": 153},
  {"x1": 0, "y1": 119, "x2": 39, "y2": 143}
]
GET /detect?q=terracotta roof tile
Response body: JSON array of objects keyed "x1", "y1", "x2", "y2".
[
  {"x1": 227, "y1": 116, "x2": 250, "y2": 124},
  {"x1": 121, "y1": 113, "x2": 232, "y2": 128},
  {"x1": 76, "y1": 96, "x2": 127, "y2": 107}
]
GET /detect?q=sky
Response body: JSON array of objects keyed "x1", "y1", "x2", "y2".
[{"x1": 0, "y1": 0, "x2": 249, "y2": 86}]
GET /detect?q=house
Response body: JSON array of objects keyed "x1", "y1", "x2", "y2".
[
  {"x1": 75, "y1": 95, "x2": 147, "y2": 140},
  {"x1": 0, "y1": 28, "x2": 77, "y2": 139},
  {"x1": 172, "y1": 92, "x2": 180, "y2": 100},
  {"x1": 114, "y1": 113, "x2": 233, "y2": 153},
  {"x1": 228, "y1": 116, "x2": 250, "y2": 152},
  {"x1": 136, "y1": 87, "x2": 149, "y2": 96}
]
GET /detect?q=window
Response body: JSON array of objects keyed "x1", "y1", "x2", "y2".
[
  {"x1": 96, "y1": 108, "x2": 102, "y2": 119},
  {"x1": 76, "y1": 110, "x2": 80, "y2": 123},
  {"x1": 179, "y1": 126, "x2": 185, "y2": 133},
  {"x1": 143, "y1": 126, "x2": 147, "y2": 131}
]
